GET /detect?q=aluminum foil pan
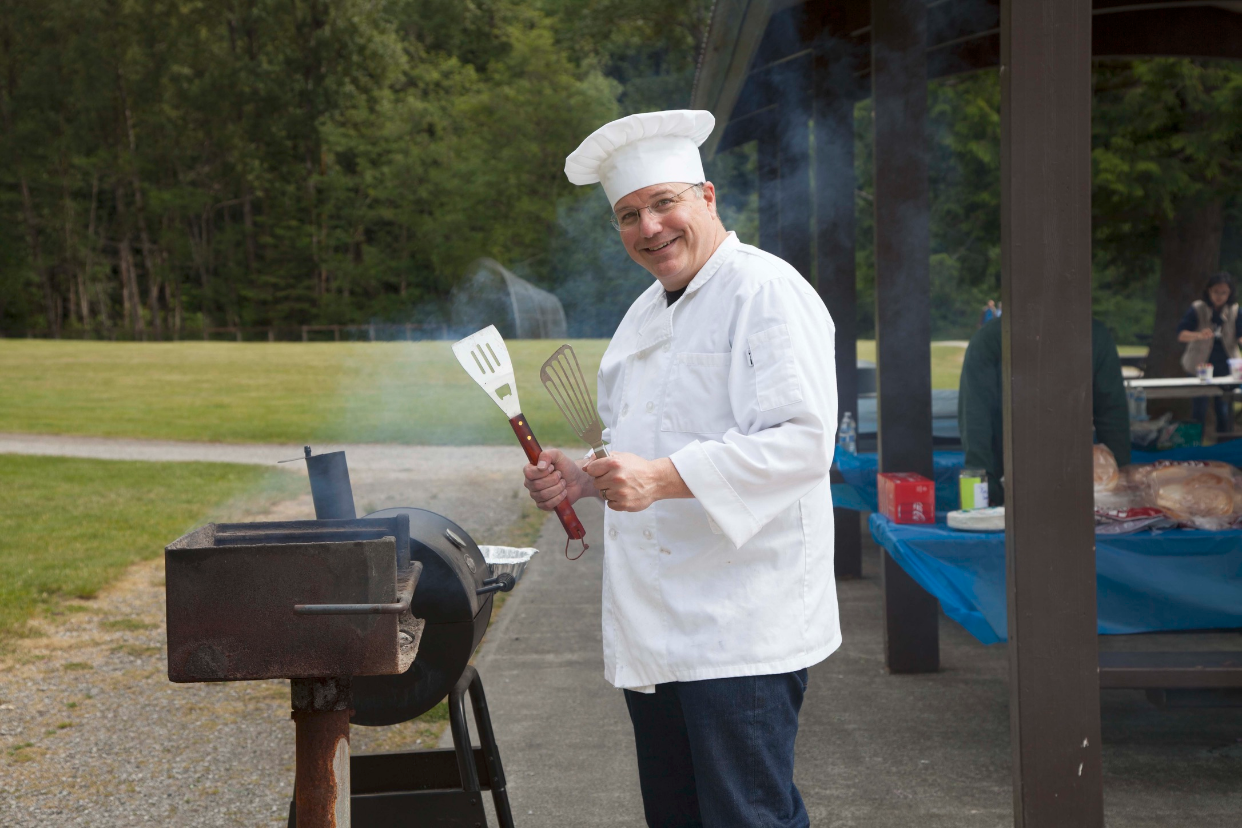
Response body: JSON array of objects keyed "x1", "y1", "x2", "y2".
[{"x1": 479, "y1": 545, "x2": 539, "y2": 583}]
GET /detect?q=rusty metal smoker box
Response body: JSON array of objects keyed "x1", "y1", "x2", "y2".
[{"x1": 165, "y1": 516, "x2": 421, "y2": 682}]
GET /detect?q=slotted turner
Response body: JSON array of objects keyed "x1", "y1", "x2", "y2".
[
  {"x1": 540, "y1": 344, "x2": 610, "y2": 460},
  {"x1": 452, "y1": 326, "x2": 587, "y2": 554}
]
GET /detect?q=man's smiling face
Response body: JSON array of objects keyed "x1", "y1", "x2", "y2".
[{"x1": 614, "y1": 181, "x2": 727, "y2": 292}]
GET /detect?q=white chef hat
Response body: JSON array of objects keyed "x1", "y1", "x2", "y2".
[{"x1": 565, "y1": 110, "x2": 716, "y2": 207}]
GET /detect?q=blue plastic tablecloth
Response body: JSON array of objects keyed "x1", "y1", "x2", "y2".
[
  {"x1": 869, "y1": 513, "x2": 1242, "y2": 645},
  {"x1": 834, "y1": 440, "x2": 1242, "y2": 513},
  {"x1": 835, "y1": 450, "x2": 965, "y2": 511}
]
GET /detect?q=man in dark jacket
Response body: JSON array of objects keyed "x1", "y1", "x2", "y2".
[{"x1": 958, "y1": 317, "x2": 1130, "y2": 505}]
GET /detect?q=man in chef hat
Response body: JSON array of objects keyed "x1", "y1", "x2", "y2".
[{"x1": 524, "y1": 110, "x2": 840, "y2": 827}]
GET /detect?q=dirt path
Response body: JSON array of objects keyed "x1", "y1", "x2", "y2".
[{"x1": 0, "y1": 436, "x2": 552, "y2": 827}]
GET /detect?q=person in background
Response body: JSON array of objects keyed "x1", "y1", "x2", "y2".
[
  {"x1": 958, "y1": 317, "x2": 1131, "y2": 505},
  {"x1": 1177, "y1": 271, "x2": 1242, "y2": 434},
  {"x1": 979, "y1": 299, "x2": 998, "y2": 327}
]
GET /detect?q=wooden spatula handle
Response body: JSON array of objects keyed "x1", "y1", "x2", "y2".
[{"x1": 510, "y1": 414, "x2": 587, "y2": 541}]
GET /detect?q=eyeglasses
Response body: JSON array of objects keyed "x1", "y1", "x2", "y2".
[{"x1": 609, "y1": 184, "x2": 702, "y2": 231}]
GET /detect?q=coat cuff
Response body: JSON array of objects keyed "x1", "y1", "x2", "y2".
[{"x1": 669, "y1": 440, "x2": 760, "y2": 548}]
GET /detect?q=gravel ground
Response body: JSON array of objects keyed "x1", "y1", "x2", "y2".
[{"x1": 0, "y1": 435, "x2": 554, "y2": 827}]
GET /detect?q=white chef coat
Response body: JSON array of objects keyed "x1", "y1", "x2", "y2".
[{"x1": 597, "y1": 231, "x2": 840, "y2": 690}]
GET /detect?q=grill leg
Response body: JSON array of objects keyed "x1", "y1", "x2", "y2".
[
  {"x1": 292, "y1": 677, "x2": 352, "y2": 828},
  {"x1": 466, "y1": 669, "x2": 516, "y2": 828},
  {"x1": 448, "y1": 670, "x2": 482, "y2": 796}
]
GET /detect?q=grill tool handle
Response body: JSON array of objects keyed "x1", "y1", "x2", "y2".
[{"x1": 510, "y1": 414, "x2": 587, "y2": 541}]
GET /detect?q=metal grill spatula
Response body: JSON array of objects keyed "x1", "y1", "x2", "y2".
[
  {"x1": 540, "y1": 344, "x2": 610, "y2": 460},
  {"x1": 452, "y1": 326, "x2": 588, "y2": 555}
]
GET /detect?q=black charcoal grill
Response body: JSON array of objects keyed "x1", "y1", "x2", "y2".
[{"x1": 165, "y1": 447, "x2": 518, "y2": 828}]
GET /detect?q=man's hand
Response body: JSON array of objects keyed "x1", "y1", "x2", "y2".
[
  {"x1": 585, "y1": 452, "x2": 691, "y2": 512},
  {"x1": 523, "y1": 449, "x2": 595, "y2": 512}
]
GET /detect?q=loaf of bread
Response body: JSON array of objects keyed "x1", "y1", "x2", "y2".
[{"x1": 1129, "y1": 460, "x2": 1241, "y2": 529}]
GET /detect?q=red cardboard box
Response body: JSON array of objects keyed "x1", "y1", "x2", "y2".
[{"x1": 877, "y1": 472, "x2": 935, "y2": 524}]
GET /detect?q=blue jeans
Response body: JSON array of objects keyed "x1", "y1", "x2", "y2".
[
  {"x1": 1192, "y1": 395, "x2": 1232, "y2": 433},
  {"x1": 624, "y1": 669, "x2": 810, "y2": 828}
]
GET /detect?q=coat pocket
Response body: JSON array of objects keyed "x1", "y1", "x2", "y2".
[
  {"x1": 660, "y1": 352, "x2": 735, "y2": 433},
  {"x1": 748, "y1": 324, "x2": 803, "y2": 411}
]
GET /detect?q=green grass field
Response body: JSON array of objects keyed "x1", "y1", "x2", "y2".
[
  {"x1": 0, "y1": 454, "x2": 300, "y2": 639},
  {"x1": 0, "y1": 339, "x2": 609, "y2": 447},
  {"x1": 1, "y1": 339, "x2": 1148, "y2": 445},
  {"x1": 855, "y1": 340, "x2": 968, "y2": 390}
]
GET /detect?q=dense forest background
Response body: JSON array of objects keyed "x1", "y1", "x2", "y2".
[{"x1": 3, "y1": 0, "x2": 1242, "y2": 351}]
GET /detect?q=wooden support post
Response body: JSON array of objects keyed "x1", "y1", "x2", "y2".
[
  {"x1": 815, "y1": 39, "x2": 862, "y2": 580},
  {"x1": 1000, "y1": 0, "x2": 1102, "y2": 824},
  {"x1": 758, "y1": 120, "x2": 782, "y2": 255},
  {"x1": 872, "y1": 0, "x2": 938, "y2": 673},
  {"x1": 777, "y1": 58, "x2": 813, "y2": 282}
]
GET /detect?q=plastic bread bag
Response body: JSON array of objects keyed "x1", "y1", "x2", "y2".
[
  {"x1": 1092, "y1": 445, "x2": 1147, "y2": 511},
  {"x1": 1128, "y1": 460, "x2": 1241, "y2": 530},
  {"x1": 1094, "y1": 506, "x2": 1178, "y2": 535},
  {"x1": 1093, "y1": 444, "x2": 1120, "y2": 493}
]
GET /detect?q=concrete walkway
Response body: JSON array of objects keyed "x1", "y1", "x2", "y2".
[
  {"x1": 467, "y1": 498, "x2": 645, "y2": 826},
  {"x1": 473, "y1": 510, "x2": 1242, "y2": 827}
]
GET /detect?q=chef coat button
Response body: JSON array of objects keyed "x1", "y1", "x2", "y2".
[
  {"x1": 621, "y1": 403, "x2": 629, "y2": 417},
  {"x1": 643, "y1": 528, "x2": 653, "y2": 540},
  {"x1": 663, "y1": 343, "x2": 671, "y2": 352},
  {"x1": 645, "y1": 401, "x2": 654, "y2": 413},
  {"x1": 609, "y1": 527, "x2": 618, "y2": 539}
]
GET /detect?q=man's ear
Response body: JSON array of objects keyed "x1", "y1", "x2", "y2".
[{"x1": 702, "y1": 181, "x2": 718, "y2": 217}]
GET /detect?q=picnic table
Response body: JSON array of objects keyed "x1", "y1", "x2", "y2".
[
  {"x1": 1126, "y1": 375, "x2": 1242, "y2": 399},
  {"x1": 833, "y1": 439, "x2": 1242, "y2": 513},
  {"x1": 868, "y1": 513, "x2": 1242, "y2": 690},
  {"x1": 869, "y1": 513, "x2": 1242, "y2": 645},
  {"x1": 835, "y1": 442, "x2": 1242, "y2": 689}
]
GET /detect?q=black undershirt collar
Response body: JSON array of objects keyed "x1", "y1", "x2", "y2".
[{"x1": 665, "y1": 286, "x2": 687, "y2": 306}]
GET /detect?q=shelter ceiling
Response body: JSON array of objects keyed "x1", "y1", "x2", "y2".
[{"x1": 694, "y1": 0, "x2": 1242, "y2": 157}]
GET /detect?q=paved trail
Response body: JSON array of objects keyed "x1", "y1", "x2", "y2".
[{"x1": 0, "y1": 432, "x2": 521, "y2": 472}]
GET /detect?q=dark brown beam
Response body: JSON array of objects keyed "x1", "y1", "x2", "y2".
[
  {"x1": 815, "y1": 38, "x2": 863, "y2": 581},
  {"x1": 1094, "y1": 6, "x2": 1242, "y2": 61},
  {"x1": 717, "y1": 105, "x2": 775, "y2": 155},
  {"x1": 758, "y1": 125, "x2": 782, "y2": 255},
  {"x1": 778, "y1": 60, "x2": 814, "y2": 282},
  {"x1": 1000, "y1": 0, "x2": 1103, "y2": 824},
  {"x1": 1098, "y1": 652, "x2": 1242, "y2": 689},
  {"x1": 872, "y1": 0, "x2": 939, "y2": 675}
]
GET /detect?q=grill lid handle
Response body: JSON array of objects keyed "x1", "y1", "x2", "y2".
[{"x1": 475, "y1": 572, "x2": 516, "y2": 596}]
